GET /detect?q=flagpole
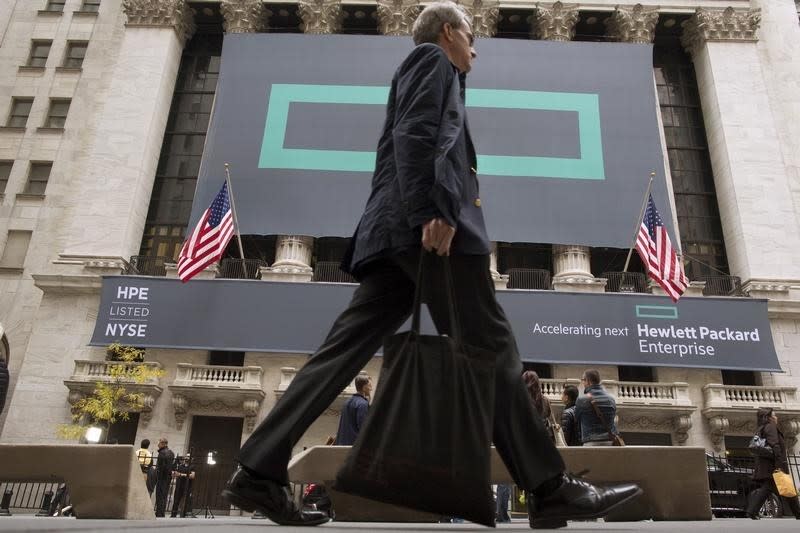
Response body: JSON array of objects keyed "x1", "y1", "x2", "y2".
[
  {"x1": 224, "y1": 163, "x2": 246, "y2": 262},
  {"x1": 623, "y1": 172, "x2": 656, "y2": 273}
]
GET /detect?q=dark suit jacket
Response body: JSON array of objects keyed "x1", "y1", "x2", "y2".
[
  {"x1": 343, "y1": 43, "x2": 491, "y2": 277},
  {"x1": 753, "y1": 421, "x2": 789, "y2": 480},
  {"x1": 335, "y1": 393, "x2": 369, "y2": 446}
]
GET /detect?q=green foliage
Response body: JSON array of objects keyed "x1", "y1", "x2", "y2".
[{"x1": 58, "y1": 344, "x2": 164, "y2": 443}]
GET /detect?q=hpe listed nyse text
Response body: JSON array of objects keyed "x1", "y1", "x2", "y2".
[{"x1": 105, "y1": 286, "x2": 150, "y2": 338}]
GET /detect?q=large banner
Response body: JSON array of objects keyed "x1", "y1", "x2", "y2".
[
  {"x1": 193, "y1": 34, "x2": 673, "y2": 247},
  {"x1": 91, "y1": 277, "x2": 782, "y2": 372}
]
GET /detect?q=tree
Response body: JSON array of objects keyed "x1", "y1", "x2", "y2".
[{"x1": 59, "y1": 343, "x2": 164, "y2": 443}]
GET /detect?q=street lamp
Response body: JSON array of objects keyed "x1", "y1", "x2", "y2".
[{"x1": 85, "y1": 426, "x2": 102, "y2": 444}]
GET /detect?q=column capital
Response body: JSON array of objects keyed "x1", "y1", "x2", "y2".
[
  {"x1": 532, "y1": 2, "x2": 579, "y2": 42},
  {"x1": 459, "y1": 0, "x2": 500, "y2": 39},
  {"x1": 122, "y1": 0, "x2": 196, "y2": 43},
  {"x1": 298, "y1": 0, "x2": 343, "y2": 34},
  {"x1": 680, "y1": 7, "x2": 761, "y2": 57},
  {"x1": 376, "y1": 0, "x2": 421, "y2": 36},
  {"x1": 605, "y1": 3, "x2": 659, "y2": 44},
  {"x1": 221, "y1": 0, "x2": 267, "y2": 34}
]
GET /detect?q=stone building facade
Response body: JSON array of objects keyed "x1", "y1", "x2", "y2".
[{"x1": 0, "y1": 0, "x2": 799, "y2": 469}]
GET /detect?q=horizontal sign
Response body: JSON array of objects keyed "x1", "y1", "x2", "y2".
[
  {"x1": 193, "y1": 34, "x2": 674, "y2": 247},
  {"x1": 91, "y1": 277, "x2": 781, "y2": 372}
]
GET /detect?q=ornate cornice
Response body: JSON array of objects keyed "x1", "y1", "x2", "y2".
[
  {"x1": 122, "y1": 0, "x2": 196, "y2": 43},
  {"x1": 220, "y1": 0, "x2": 267, "y2": 34},
  {"x1": 376, "y1": 0, "x2": 421, "y2": 36},
  {"x1": 605, "y1": 3, "x2": 659, "y2": 44},
  {"x1": 681, "y1": 7, "x2": 761, "y2": 56},
  {"x1": 532, "y1": 2, "x2": 579, "y2": 42},
  {"x1": 459, "y1": 0, "x2": 500, "y2": 38},
  {"x1": 297, "y1": 0, "x2": 343, "y2": 34}
]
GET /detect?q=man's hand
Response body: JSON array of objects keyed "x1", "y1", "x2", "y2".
[{"x1": 422, "y1": 218, "x2": 455, "y2": 256}]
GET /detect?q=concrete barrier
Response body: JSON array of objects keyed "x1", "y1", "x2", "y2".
[
  {"x1": 287, "y1": 445, "x2": 712, "y2": 522},
  {"x1": 0, "y1": 444, "x2": 155, "y2": 519}
]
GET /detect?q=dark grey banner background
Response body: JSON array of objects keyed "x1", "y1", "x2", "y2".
[
  {"x1": 91, "y1": 277, "x2": 781, "y2": 372},
  {"x1": 193, "y1": 34, "x2": 674, "y2": 247}
]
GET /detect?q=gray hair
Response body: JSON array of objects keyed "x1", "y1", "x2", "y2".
[{"x1": 411, "y1": 2, "x2": 470, "y2": 46}]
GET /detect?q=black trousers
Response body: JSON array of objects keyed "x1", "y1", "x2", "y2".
[
  {"x1": 747, "y1": 477, "x2": 800, "y2": 517},
  {"x1": 154, "y1": 477, "x2": 170, "y2": 517},
  {"x1": 238, "y1": 251, "x2": 564, "y2": 490},
  {"x1": 171, "y1": 478, "x2": 193, "y2": 517}
]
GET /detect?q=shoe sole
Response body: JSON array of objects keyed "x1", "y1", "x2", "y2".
[
  {"x1": 221, "y1": 489, "x2": 330, "y2": 526},
  {"x1": 530, "y1": 487, "x2": 644, "y2": 529}
]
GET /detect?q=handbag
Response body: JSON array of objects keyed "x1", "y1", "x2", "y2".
[
  {"x1": 550, "y1": 412, "x2": 567, "y2": 447},
  {"x1": 773, "y1": 469, "x2": 798, "y2": 498},
  {"x1": 590, "y1": 399, "x2": 625, "y2": 446},
  {"x1": 334, "y1": 254, "x2": 496, "y2": 526},
  {"x1": 747, "y1": 428, "x2": 774, "y2": 458}
]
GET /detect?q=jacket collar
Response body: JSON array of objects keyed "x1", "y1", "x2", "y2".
[{"x1": 584, "y1": 384, "x2": 603, "y2": 394}]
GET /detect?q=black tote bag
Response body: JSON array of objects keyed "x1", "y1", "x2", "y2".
[{"x1": 333, "y1": 255, "x2": 496, "y2": 526}]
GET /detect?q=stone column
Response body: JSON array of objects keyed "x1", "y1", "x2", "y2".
[
  {"x1": 262, "y1": 236, "x2": 315, "y2": 282},
  {"x1": 681, "y1": 8, "x2": 800, "y2": 281},
  {"x1": 297, "y1": 0, "x2": 343, "y2": 34},
  {"x1": 489, "y1": 243, "x2": 508, "y2": 290},
  {"x1": 376, "y1": 0, "x2": 420, "y2": 36},
  {"x1": 56, "y1": 0, "x2": 194, "y2": 271},
  {"x1": 532, "y1": 1, "x2": 579, "y2": 41},
  {"x1": 604, "y1": 3, "x2": 659, "y2": 44},
  {"x1": 458, "y1": 0, "x2": 499, "y2": 38},
  {"x1": 220, "y1": 0, "x2": 267, "y2": 33}
]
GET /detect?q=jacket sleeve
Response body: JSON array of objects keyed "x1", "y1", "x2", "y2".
[
  {"x1": 763, "y1": 423, "x2": 788, "y2": 471},
  {"x1": 393, "y1": 44, "x2": 456, "y2": 229},
  {"x1": 561, "y1": 409, "x2": 573, "y2": 442}
]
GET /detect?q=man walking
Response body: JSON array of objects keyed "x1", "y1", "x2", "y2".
[
  {"x1": 223, "y1": 2, "x2": 640, "y2": 528},
  {"x1": 335, "y1": 375, "x2": 371, "y2": 446},
  {"x1": 154, "y1": 438, "x2": 175, "y2": 517}
]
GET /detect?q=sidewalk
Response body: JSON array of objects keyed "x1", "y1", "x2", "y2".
[{"x1": 0, "y1": 517, "x2": 797, "y2": 532}]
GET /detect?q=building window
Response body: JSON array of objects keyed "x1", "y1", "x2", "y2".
[
  {"x1": 721, "y1": 370, "x2": 758, "y2": 386},
  {"x1": 63, "y1": 41, "x2": 88, "y2": 68},
  {"x1": 141, "y1": 30, "x2": 223, "y2": 260},
  {"x1": 44, "y1": 0, "x2": 66, "y2": 12},
  {"x1": 209, "y1": 351, "x2": 245, "y2": 366},
  {"x1": 654, "y1": 25, "x2": 729, "y2": 280},
  {"x1": 0, "y1": 161, "x2": 12, "y2": 194},
  {"x1": 80, "y1": 0, "x2": 100, "y2": 12},
  {"x1": 618, "y1": 366, "x2": 655, "y2": 382},
  {"x1": 25, "y1": 162, "x2": 52, "y2": 195},
  {"x1": 0, "y1": 231, "x2": 32, "y2": 270},
  {"x1": 522, "y1": 362, "x2": 552, "y2": 379},
  {"x1": 7, "y1": 98, "x2": 33, "y2": 128},
  {"x1": 44, "y1": 99, "x2": 70, "y2": 128},
  {"x1": 27, "y1": 40, "x2": 51, "y2": 67}
]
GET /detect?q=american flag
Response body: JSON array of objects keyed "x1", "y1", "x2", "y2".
[
  {"x1": 635, "y1": 194, "x2": 688, "y2": 302},
  {"x1": 177, "y1": 181, "x2": 234, "y2": 283}
]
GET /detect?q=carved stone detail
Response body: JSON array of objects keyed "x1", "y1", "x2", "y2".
[
  {"x1": 243, "y1": 398, "x2": 261, "y2": 432},
  {"x1": 122, "y1": 0, "x2": 196, "y2": 43},
  {"x1": 622, "y1": 416, "x2": 674, "y2": 432},
  {"x1": 553, "y1": 245, "x2": 593, "y2": 280},
  {"x1": 681, "y1": 7, "x2": 761, "y2": 56},
  {"x1": 297, "y1": 0, "x2": 343, "y2": 34},
  {"x1": 221, "y1": 0, "x2": 267, "y2": 34},
  {"x1": 782, "y1": 419, "x2": 800, "y2": 451},
  {"x1": 172, "y1": 394, "x2": 188, "y2": 430},
  {"x1": 376, "y1": 0, "x2": 421, "y2": 36},
  {"x1": 605, "y1": 3, "x2": 659, "y2": 44},
  {"x1": 708, "y1": 415, "x2": 729, "y2": 451},
  {"x1": 140, "y1": 394, "x2": 157, "y2": 426},
  {"x1": 674, "y1": 414, "x2": 693, "y2": 445},
  {"x1": 532, "y1": 1, "x2": 579, "y2": 42},
  {"x1": 459, "y1": 0, "x2": 499, "y2": 38}
]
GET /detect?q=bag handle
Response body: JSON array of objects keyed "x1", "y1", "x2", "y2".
[
  {"x1": 590, "y1": 399, "x2": 617, "y2": 442},
  {"x1": 411, "y1": 252, "x2": 462, "y2": 347}
]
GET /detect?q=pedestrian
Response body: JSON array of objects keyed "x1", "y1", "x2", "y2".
[
  {"x1": 495, "y1": 483, "x2": 511, "y2": 523},
  {"x1": 335, "y1": 375, "x2": 372, "y2": 446},
  {"x1": 522, "y1": 370, "x2": 554, "y2": 443},
  {"x1": 222, "y1": 3, "x2": 641, "y2": 528},
  {"x1": 574, "y1": 369, "x2": 619, "y2": 446},
  {"x1": 0, "y1": 359, "x2": 9, "y2": 415},
  {"x1": 137, "y1": 438, "x2": 157, "y2": 496},
  {"x1": 171, "y1": 455, "x2": 196, "y2": 518},
  {"x1": 745, "y1": 407, "x2": 800, "y2": 519},
  {"x1": 154, "y1": 437, "x2": 175, "y2": 517},
  {"x1": 560, "y1": 385, "x2": 581, "y2": 447}
]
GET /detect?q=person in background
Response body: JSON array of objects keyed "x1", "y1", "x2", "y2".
[
  {"x1": 522, "y1": 370, "x2": 554, "y2": 443},
  {"x1": 746, "y1": 407, "x2": 800, "y2": 520},
  {"x1": 154, "y1": 437, "x2": 175, "y2": 517},
  {"x1": 335, "y1": 375, "x2": 372, "y2": 446},
  {"x1": 560, "y1": 385, "x2": 581, "y2": 447},
  {"x1": 171, "y1": 455, "x2": 196, "y2": 518},
  {"x1": 574, "y1": 369, "x2": 618, "y2": 446},
  {"x1": 137, "y1": 438, "x2": 156, "y2": 496}
]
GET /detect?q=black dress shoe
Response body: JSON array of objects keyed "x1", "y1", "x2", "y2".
[
  {"x1": 527, "y1": 473, "x2": 642, "y2": 529},
  {"x1": 221, "y1": 467, "x2": 329, "y2": 526}
]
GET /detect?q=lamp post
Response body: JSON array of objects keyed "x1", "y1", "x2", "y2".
[{"x1": 85, "y1": 426, "x2": 102, "y2": 444}]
